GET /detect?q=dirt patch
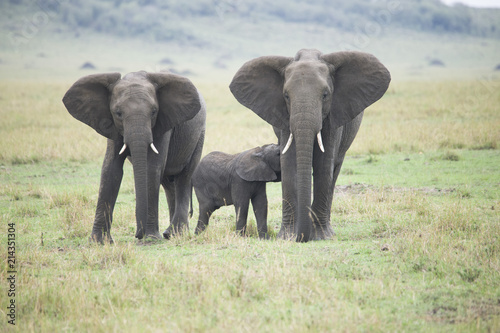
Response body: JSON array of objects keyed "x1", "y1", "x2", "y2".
[
  {"x1": 334, "y1": 183, "x2": 375, "y2": 195},
  {"x1": 334, "y1": 184, "x2": 456, "y2": 196},
  {"x1": 426, "y1": 299, "x2": 500, "y2": 324}
]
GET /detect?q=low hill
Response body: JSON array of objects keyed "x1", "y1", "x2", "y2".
[
  {"x1": 1, "y1": 0, "x2": 499, "y2": 80},
  {"x1": 5, "y1": 0, "x2": 500, "y2": 40}
]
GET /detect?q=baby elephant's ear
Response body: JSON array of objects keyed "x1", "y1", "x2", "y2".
[{"x1": 236, "y1": 148, "x2": 278, "y2": 182}]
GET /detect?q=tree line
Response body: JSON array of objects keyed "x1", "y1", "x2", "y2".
[{"x1": 4, "y1": 0, "x2": 500, "y2": 41}]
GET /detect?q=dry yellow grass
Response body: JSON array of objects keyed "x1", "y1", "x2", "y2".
[{"x1": 0, "y1": 80, "x2": 498, "y2": 165}]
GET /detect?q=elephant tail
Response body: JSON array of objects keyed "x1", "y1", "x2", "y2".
[{"x1": 189, "y1": 181, "x2": 193, "y2": 218}]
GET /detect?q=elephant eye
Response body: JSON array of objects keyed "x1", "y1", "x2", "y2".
[
  {"x1": 151, "y1": 108, "x2": 158, "y2": 117},
  {"x1": 284, "y1": 92, "x2": 290, "y2": 101},
  {"x1": 322, "y1": 91, "x2": 329, "y2": 100},
  {"x1": 115, "y1": 110, "x2": 123, "y2": 118}
]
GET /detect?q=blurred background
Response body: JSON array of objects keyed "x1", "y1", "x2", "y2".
[{"x1": 1, "y1": 0, "x2": 499, "y2": 82}]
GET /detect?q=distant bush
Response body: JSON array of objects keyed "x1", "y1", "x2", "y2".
[
  {"x1": 80, "y1": 62, "x2": 96, "y2": 70},
  {"x1": 428, "y1": 58, "x2": 445, "y2": 67}
]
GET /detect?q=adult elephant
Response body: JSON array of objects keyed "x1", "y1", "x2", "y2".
[
  {"x1": 63, "y1": 71, "x2": 206, "y2": 242},
  {"x1": 230, "y1": 49, "x2": 390, "y2": 242}
]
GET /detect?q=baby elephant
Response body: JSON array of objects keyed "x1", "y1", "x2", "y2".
[{"x1": 193, "y1": 144, "x2": 281, "y2": 238}]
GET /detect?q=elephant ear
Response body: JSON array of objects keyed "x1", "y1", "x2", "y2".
[
  {"x1": 236, "y1": 148, "x2": 278, "y2": 182},
  {"x1": 147, "y1": 72, "x2": 201, "y2": 138},
  {"x1": 62, "y1": 73, "x2": 121, "y2": 140},
  {"x1": 321, "y1": 51, "x2": 391, "y2": 128},
  {"x1": 230, "y1": 56, "x2": 293, "y2": 130}
]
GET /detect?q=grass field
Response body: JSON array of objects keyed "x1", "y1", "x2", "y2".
[{"x1": 0, "y1": 78, "x2": 499, "y2": 332}]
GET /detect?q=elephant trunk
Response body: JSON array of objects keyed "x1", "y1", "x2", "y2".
[
  {"x1": 125, "y1": 123, "x2": 154, "y2": 239},
  {"x1": 294, "y1": 128, "x2": 315, "y2": 242},
  {"x1": 290, "y1": 100, "x2": 322, "y2": 242},
  {"x1": 130, "y1": 144, "x2": 148, "y2": 239}
]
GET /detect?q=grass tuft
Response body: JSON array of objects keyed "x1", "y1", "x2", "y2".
[
  {"x1": 441, "y1": 151, "x2": 461, "y2": 161},
  {"x1": 458, "y1": 268, "x2": 482, "y2": 283}
]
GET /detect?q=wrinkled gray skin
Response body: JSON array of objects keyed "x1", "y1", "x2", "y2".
[
  {"x1": 230, "y1": 49, "x2": 390, "y2": 242},
  {"x1": 193, "y1": 144, "x2": 281, "y2": 239},
  {"x1": 63, "y1": 71, "x2": 206, "y2": 242}
]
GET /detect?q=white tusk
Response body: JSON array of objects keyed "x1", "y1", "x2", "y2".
[
  {"x1": 282, "y1": 133, "x2": 293, "y2": 154},
  {"x1": 150, "y1": 143, "x2": 159, "y2": 154},
  {"x1": 119, "y1": 144, "x2": 127, "y2": 155},
  {"x1": 317, "y1": 132, "x2": 325, "y2": 153}
]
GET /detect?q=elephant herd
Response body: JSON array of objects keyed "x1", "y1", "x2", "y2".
[{"x1": 62, "y1": 48, "x2": 391, "y2": 243}]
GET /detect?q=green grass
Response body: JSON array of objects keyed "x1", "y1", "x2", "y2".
[{"x1": 0, "y1": 79, "x2": 499, "y2": 332}]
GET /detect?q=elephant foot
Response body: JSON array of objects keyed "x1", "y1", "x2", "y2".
[
  {"x1": 277, "y1": 223, "x2": 334, "y2": 241},
  {"x1": 137, "y1": 231, "x2": 163, "y2": 245},
  {"x1": 277, "y1": 225, "x2": 297, "y2": 241},
  {"x1": 194, "y1": 227, "x2": 205, "y2": 235},
  {"x1": 258, "y1": 232, "x2": 270, "y2": 240},
  {"x1": 163, "y1": 224, "x2": 188, "y2": 239},
  {"x1": 311, "y1": 223, "x2": 335, "y2": 240},
  {"x1": 89, "y1": 231, "x2": 114, "y2": 245},
  {"x1": 135, "y1": 228, "x2": 145, "y2": 240},
  {"x1": 194, "y1": 222, "x2": 207, "y2": 235},
  {"x1": 163, "y1": 228, "x2": 171, "y2": 239},
  {"x1": 145, "y1": 231, "x2": 163, "y2": 240}
]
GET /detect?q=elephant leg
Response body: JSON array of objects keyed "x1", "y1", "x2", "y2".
[
  {"x1": 162, "y1": 174, "x2": 191, "y2": 238},
  {"x1": 311, "y1": 113, "x2": 364, "y2": 240},
  {"x1": 163, "y1": 134, "x2": 204, "y2": 239},
  {"x1": 278, "y1": 129, "x2": 298, "y2": 240},
  {"x1": 234, "y1": 199, "x2": 250, "y2": 236},
  {"x1": 195, "y1": 198, "x2": 217, "y2": 235},
  {"x1": 311, "y1": 161, "x2": 337, "y2": 240},
  {"x1": 163, "y1": 179, "x2": 176, "y2": 223},
  {"x1": 91, "y1": 139, "x2": 126, "y2": 244},
  {"x1": 311, "y1": 126, "x2": 340, "y2": 240},
  {"x1": 251, "y1": 185, "x2": 269, "y2": 239}
]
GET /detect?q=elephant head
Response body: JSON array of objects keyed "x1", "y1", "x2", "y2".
[
  {"x1": 62, "y1": 71, "x2": 200, "y2": 238},
  {"x1": 236, "y1": 143, "x2": 281, "y2": 182},
  {"x1": 230, "y1": 49, "x2": 390, "y2": 242}
]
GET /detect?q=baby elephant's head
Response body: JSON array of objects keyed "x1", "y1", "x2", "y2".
[
  {"x1": 236, "y1": 143, "x2": 281, "y2": 182},
  {"x1": 260, "y1": 144, "x2": 281, "y2": 180}
]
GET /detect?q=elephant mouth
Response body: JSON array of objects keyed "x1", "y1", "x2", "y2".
[
  {"x1": 119, "y1": 143, "x2": 159, "y2": 155},
  {"x1": 281, "y1": 131, "x2": 325, "y2": 154},
  {"x1": 275, "y1": 172, "x2": 282, "y2": 182}
]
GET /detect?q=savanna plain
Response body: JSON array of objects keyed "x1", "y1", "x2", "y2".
[{"x1": 0, "y1": 77, "x2": 499, "y2": 332}]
